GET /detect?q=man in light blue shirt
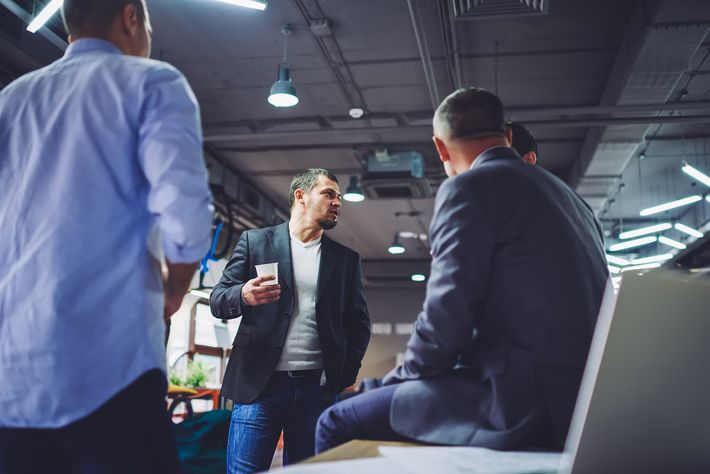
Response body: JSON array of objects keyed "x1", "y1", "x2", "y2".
[{"x1": 0, "y1": 0, "x2": 212, "y2": 471}]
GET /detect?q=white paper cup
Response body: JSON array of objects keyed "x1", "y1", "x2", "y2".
[{"x1": 255, "y1": 263, "x2": 278, "y2": 285}]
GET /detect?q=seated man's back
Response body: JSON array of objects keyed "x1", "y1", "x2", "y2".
[{"x1": 315, "y1": 87, "x2": 608, "y2": 453}]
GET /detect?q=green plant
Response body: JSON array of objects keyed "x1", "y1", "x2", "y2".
[
  {"x1": 168, "y1": 370, "x2": 184, "y2": 386},
  {"x1": 185, "y1": 360, "x2": 209, "y2": 388}
]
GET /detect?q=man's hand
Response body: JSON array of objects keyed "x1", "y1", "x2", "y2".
[{"x1": 241, "y1": 275, "x2": 281, "y2": 306}]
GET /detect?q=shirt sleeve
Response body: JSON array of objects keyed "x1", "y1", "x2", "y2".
[{"x1": 137, "y1": 65, "x2": 213, "y2": 263}]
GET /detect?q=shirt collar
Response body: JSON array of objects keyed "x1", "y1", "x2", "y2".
[
  {"x1": 470, "y1": 146, "x2": 519, "y2": 169},
  {"x1": 64, "y1": 38, "x2": 123, "y2": 58}
]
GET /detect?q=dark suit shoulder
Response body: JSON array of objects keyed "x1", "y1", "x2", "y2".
[{"x1": 324, "y1": 235, "x2": 360, "y2": 260}]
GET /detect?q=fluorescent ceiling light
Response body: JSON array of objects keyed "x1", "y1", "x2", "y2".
[
  {"x1": 629, "y1": 253, "x2": 673, "y2": 265},
  {"x1": 605, "y1": 254, "x2": 630, "y2": 266},
  {"x1": 27, "y1": 0, "x2": 63, "y2": 33},
  {"x1": 410, "y1": 273, "x2": 426, "y2": 282},
  {"x1": 681, "y1": 162, "x2": 710, "y2": 188},
  {"x1": 607, "y1": 265, "x2": 621, "y2": 275},
  {"x1": 214, "y1": 0, "x2": 267, "y2": 10},
  {"x1": 618, "y1": 222, "x2": 671, "y2": 240},
  {"x1": 658, "y1": 236, "x2": 686, "y2": 250},
  {"x1": 621, "y1": 262, "x2": 662, "y2": 272},
  {"x1": 189, "y1": 289, "x2": 212, "y2": 299},
  {"x1": 674, "y1": 223, "x2": 704, "y2": 238},
  {"x1": 608, "y1": 236, "x2": 657, "y2": 252},
  {"x1": 639, "y1": 195, "x2": 702, "y2": 216}
]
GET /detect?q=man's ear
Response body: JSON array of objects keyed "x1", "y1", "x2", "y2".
[
  {"x1": 523, "y1": 152, "x2": 537, "y2": 165},
  {"x1": 121, "y1": 3, "x2": 141, "y2": 37},
  {"x1": 294, "y1": 189, "x2": 305, "y2": 204},
  {"x1": 432, "y1": 136, "x2": 450, "y2": 164}
]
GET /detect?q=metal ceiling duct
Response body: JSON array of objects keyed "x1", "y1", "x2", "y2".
[
  {"x1": 572, "y1": 0, "x2": 710, "y2": 215},
  {"x1": 452, "y1": 0, "x2": 548, "y2": 20}
]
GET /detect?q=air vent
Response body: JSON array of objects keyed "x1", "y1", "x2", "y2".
[
  {"x1": 453, "y1": 0, "x2": 548, "y2": 20},
  {"x1": 361, "y1": 179, "x2": 433, "y2": 199}
]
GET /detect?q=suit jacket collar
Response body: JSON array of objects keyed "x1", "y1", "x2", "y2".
[
  {"x1": 267, "y1": 222, "x2": 294, "y2": 292},
  {"x1": 472, "y1": 146, "x2": 520, "y2": 168},
  {"x1": 267, "y1": 221, "x2": 342, "y2": 302}
]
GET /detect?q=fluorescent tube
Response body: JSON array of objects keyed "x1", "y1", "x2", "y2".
[
  {"x1": 27, "y1": 0, "x2": 63, "y2": 33},
  {"x1": 681, "y1": 162, "x2": 710, "y2": 188},
  {"x1": 214, "y1": 0, "x2": 267, "y2": 10},
  {"x1": 608, "y1": 236, "x2": 657, "y2": 252},
  {"x1": 621, "y1": 262, "x2": 662, "y2": 272},
  {"x1": 629, "y1": 254, "x2": 673, "y2": 265},
  {"x1": 674, "y1": 223, "x2": 704, "y2": 238},
  {"x1": 639, "y1": 195, "x2": 702, "y2": 216},
  {"x1": 658, "y1": 236, "x2": 686, "y2": 250},
  {"x1": 618, "y1": 222, "x2": 671, "y2": 240},
  {"x1": 605, "y1": 254, "x2": 630, "y2": 266}
]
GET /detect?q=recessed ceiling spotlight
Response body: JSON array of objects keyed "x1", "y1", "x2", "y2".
[
  {"x1": 410, "y1": 273, "x2": 426, "y2": 282},
  {"x1": 348, "y1": 107, "x2": 364, "y2": 119}
]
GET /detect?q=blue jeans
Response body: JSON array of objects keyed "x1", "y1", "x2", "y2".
[{"x1": 227, "y1": 370, "x2": 335, "y2": 473}]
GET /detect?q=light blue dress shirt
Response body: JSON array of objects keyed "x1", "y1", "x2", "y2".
[{"x1": 0, "y1": 39, "x2": 213, "y2": 428}]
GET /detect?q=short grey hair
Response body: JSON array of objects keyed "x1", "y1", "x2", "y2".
[
  {"x1": 289, "y1": 168, "x2": 338, "y2": 209},
  {"x1": 433, "y1": 87, "x2": 506, "y2": 141}
]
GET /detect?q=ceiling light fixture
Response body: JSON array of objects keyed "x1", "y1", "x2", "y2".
[
  {"x1": 27, "y1": 0, "x2": 63, "y2": 33},
  {"x1": 411, "y1": 273, "x2": 426, "y2": 282},
  {"x1": 618, "y1": 222, "x2": 672, "y2": 240},
  {"x1": 608, "y1": 236, "x2": 657, "y2": 252},
  {"x1": 639, "y1": 195, "x2": 702, "y2": 216},
  {"x1": 629, "y1": 253, "x2": 673, "y2": 265},
  {"x1": 658, "y1": 236, "x2": 686, "y2": 250},
  {"x1": 348, "y1": 107, "x2": 364, "y2": 119},
  {"x1": 268, "y1": 24, "x2": 298, "y2": 108},
  {"x1": 681, "y1": 161, "x2": 710, "y2": 188},
  {"x1": 621, "y1": 262, "x2": 662, "y2": 273},
  {"x1": 674, "y1": 223, "x2": 704, "y2": 238},
  {"x1": 343, "y1": 176, "x2": 365, "y2": 202},
  {"x1": 606, "y1": 254, "x2": 630, "y2": 266},
  {"x1": 214, "y1": 0, "x2": 267, "y2": 9},
  {"x1": 387, "y1": 233, "x2": 405, "y2": 255}
]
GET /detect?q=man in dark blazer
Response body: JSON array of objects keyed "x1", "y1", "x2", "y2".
[
  {"x1": 210, "y1": 169, "x2": 370, "y2": 472},
  {"x1": 316, "y1": 88, "x2": 608, "y2": 452}
]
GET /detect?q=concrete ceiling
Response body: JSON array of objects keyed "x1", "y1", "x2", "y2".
[{"x1": 2, "y1": 0, "x2": 710, "y2": 269}]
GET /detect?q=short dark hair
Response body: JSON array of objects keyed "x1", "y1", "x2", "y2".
[
  {"x1": 289, "y1": 168, "x2": 338, "y2": 209},
  {"x1": 509, "y1": 122, "x2": 538, "y2": 157},
  {"x1": 433, "y1": 87, "x2": 506, "y2": 141},
  {"x1": 62, "y1": 0, "x2": 146, "y2": 36}
]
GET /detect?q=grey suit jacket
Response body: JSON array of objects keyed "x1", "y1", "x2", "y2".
[
  {"x1": 383, "y1": 147, "x2": 608, "y2": 450},
  {"x1": 210, "y1": 222, "x2": 371, "y2": 403}
]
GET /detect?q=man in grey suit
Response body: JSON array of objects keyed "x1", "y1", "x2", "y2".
[
  {"x1": 316, "y1": 88, "x2": 608, "y2": 452},
  {"x1": 210, "y1": 169, "x2": 370, "y2": 472}
]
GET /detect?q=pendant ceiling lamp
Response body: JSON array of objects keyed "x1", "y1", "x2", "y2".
[{"x1": 268, "y1": 24, "x2": 299, "y2": 108}]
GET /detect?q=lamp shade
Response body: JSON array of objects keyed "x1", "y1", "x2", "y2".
[
  {"x1": 268, "y1": 64, "x2": 298, "y2": 107},
  {"x1": 343, "y1": 176, "x2": 365, "y2": 202},
  {"x1": 387, "y1": 233, "x2": 405, "y2": 254}
]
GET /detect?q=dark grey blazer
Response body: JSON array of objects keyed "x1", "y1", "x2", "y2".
[
  {"x1": 210, "y1": 221, "x2": 371, "y2": 403},
  {"x1": 383, "y1": 147, "x2": 608, "y2": 450}
]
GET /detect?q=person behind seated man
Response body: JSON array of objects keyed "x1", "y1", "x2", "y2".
[
  {"x1": 315, "y1": 87, "x2": 608, "y2": 453},
  {"x1": 509, "y1": 121, "x2": 538, "y2": 165}
]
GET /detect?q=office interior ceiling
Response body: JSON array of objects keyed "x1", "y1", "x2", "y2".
[{"x1": 1, "y1": 0, "x2": 710, "y2": 263}]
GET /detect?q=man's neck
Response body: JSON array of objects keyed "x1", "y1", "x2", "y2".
[
  {"x1": 288, "y1": 215, "x2": 324, "y2": 243},
  {"x1": 454, "y1": 138, "x2": 510, "y2": 171}
]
